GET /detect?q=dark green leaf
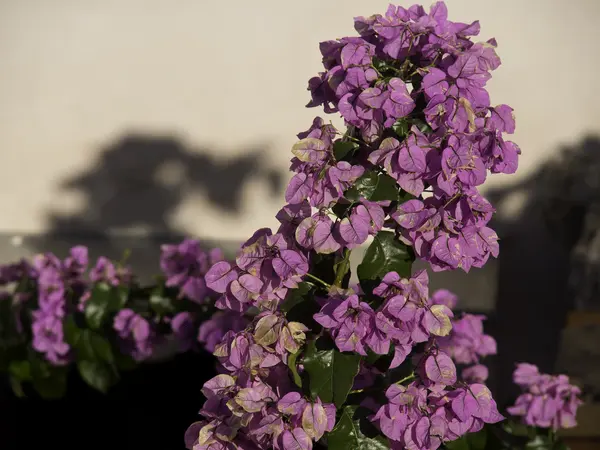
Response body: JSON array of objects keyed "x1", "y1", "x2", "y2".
[
  {"x1": 346, "y1": 171, "x2": 379, "y2": 201},
  {"x1": 328, "y1": 406, "x2": 390, "y2": 450},
  {"x1": 503, "y1": 420, "x2": 530, "y2": 437},
  {"x1": 357, "y1": 231, "x2": 413, "y2": 286},
  {"x1": 288, "y1": 350, "x2": 303, "y2": 388},
  {"x1": 281, "y1": 282, "x2": 312, "y2": 313},
  {"x1": 332, "y1": 201, "x2": 353, "y2": 219},
  {"x1": 302, "y1": 339, "x2": 361, "y2": 408},
  {"x1": 408, "y1": 117, "x2": 433, "y2": 134},
  {"x1": 444, "y1": 437, "x2": 470, "y2": 450},
  {"x1": 77, "y1": 329, "x2": 97, "y2": 361},
  {"x1": 369, "y1": 173, "x2": 400, "y2": 202},
  {"x1": 285, "y1": 290, "x2": 320, "y2": 328},
  {"x1": 468, "y1": 428, "x2": 488, "y2": 450},
  {"x1": 552, "y1": 440, "x2": 569, "y2": 450},
  {"x1": 9, "y1": 360, "x2": 32, "y2": 381},
  {"x1": 334, "y1": 141, "x2": 360, "y2": 161},
  {"x1": 365, "y1": 351, "x2": 381, "y2": 365},
  {"x1": 149, "y1": 292, "x2": 174, "y2": 315},
  {"x1": 85, "y1": 282, "x2": 127, "y2": 329},
  {"x1": 114, "y1": 352, "x2": 137, "y2": 371},
  {"x1": 392, "y1": 119, "x2": 409, "y2": 139},
  {"x1": 525, "y1": 436, "x2": 551, "y2": 449},
  {"x1": 63, "y1": 315, "x2": 82, "y2": 347},
  {"x1": 89, "y1": 332, "x2": 115, "y2": 364},
  {"x1": 30, "y1": 360, "x2": 67, "y2": 400},
  {"x1": 9, "y1": 375, "x2": 26, "y2": 398},
  {"x1": 346, "y1": 170, "x2": 401, "y2": 203},
  {"x1": 74, "y1": 329, "x2": 115, "y2": 366},
  {"x1": 449, "y1": 428, "x2": 488, "y2": 450},
  {"x1": 310, "y1": 253, "x2": 337, "y2": 286},
  {"x1": 333, "y1": 248, "x2": 352, "y2": 288},
  {"x1": 77, "y1": 360, "x2": 115, "y2": 393},
  {"x1": 32, "y1": 374, "x2": 67, "y2": 399}
]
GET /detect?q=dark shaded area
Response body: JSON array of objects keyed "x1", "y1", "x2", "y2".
[
  {"x1": 0, "y1": 133, "x2": 286, "y2": 450},
  {"x1": 47, "y1": 133, "x2": 283, "y2": 235},
  {"x1": 486, "y1": 135, "x2": 599, "y2": 407},
  {"x1": 1, "y1": 351, "x2": 215, "y2": 450}
]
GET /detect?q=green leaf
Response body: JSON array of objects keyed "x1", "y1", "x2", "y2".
[
  {"x1": 525, "y1": 436, "x2": 551, "y2": 449},
  {"x1": 85, "y1": 282, "x2": 128, "y2": 329},
  {"x1": 302, "y1": 339, "x2": 361, "y2": 408},
  {"x1": 32, "y1": 374, "x2": 67, "y2": 400},
  {"x1": 30, "y1": 358, "x2": 67, "y2": 400},
  {"x1": 328, "y1": 406, "x2": 390, "y2": 450},
  {"x1": 552, "y1": 441, "x2": 569, "y2": 450},
  {"x1": 89, "y1": 332, "x2": 115, "y2": 364},
  {"x1": 408, "y1": 117, "x2": 433, "y2": 134},
  {"x1": 285, "y1": 290, "x2": 321, "y2": 328},
  {"x1": 446, "y1": 428, "x2": 488, "y2": 450},
  {"x1": 9, "y1": 375, "x2": 26, "y2": 398},
  {"x1": 334, "y1": 141, "x2": 360, "y2": 161},
  {"x1": 310, "y1": 253, "x2": 337, "y2": 287},
  {"x1": 63, "y1": 315, "x2": 82, "y2": 346},
  {"x1": 346, "y1": 171, "x2": 379, "y2": 201},
  {"x1": 287, "y1": 350, "x2": 303, "y2": 388},
  {"x1": 75, "y1": 329, "x2": 115, "y2": 365},
  {"x1": 369, "y1": 173, "x2": 400, "y2": 202},
  {"x1": 77, "y1": 360, "x2": 115, "y2": 394},
  {"x1": 345, "y1": 170, "x2": 401, "y2": 203},
  {"x1": 357, "y1": 231, "x2": 413, "y2": 287},
  {"x1": 9, "y1": 360, "x2": 32, "y2": 381},
  {"x1": 149, "y1": 291, "x2": 174, "y2": 315},
  {"x1": 281, "y1": 282, "x2": 312, "y2": 313},
  {"x1": 392, "y1": 119, "x2": 409, "y2": 139},
  {"x1": 467, "y1": 428, "x2": 488, "y2": 450},
  {"x1": 333, "y1": 248, "x2": 352, "y2": 288},
  {"x1": 444, "y1": 438, "x2": 470, "y2": 450},
  {"x1": 114, "y1": 352, "x2": 137, "y2": 371}
]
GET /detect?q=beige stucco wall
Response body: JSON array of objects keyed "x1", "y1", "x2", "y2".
[{"x1": 0, "y1": 0, "x2": 599, "y2": 241}]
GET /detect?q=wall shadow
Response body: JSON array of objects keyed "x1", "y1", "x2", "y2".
[
  {"x1": 487, "y1": 135, "x2": 600, "y2": 406},
  {"x1": 33, "y1": 132, "x2": 284, "y2": 279}
]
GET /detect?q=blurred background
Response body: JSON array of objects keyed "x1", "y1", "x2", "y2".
[{"x1": 1, "y1": 0, "x2": 600, "y2": 448}]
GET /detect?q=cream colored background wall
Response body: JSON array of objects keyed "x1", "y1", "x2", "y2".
[{"x1": 1, "y1": 0, "x2": 599, "y2": 241}]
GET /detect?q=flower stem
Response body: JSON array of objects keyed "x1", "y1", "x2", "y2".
[
  {"x1": 305, "y1": 273, "x2": 331, "y2": 289},
  {"x1": 333, "y1": 249, "x2": 352, "y2": 287},
  {"x1": 395, "y1": 373, "x2": 416, "y2": 385}
]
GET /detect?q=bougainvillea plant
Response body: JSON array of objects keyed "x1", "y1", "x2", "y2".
[
  {"x1": 0, "y1": 240, "x2": 248, "y2": 398},
  {"x1": 183, "y1": 2, "x2": 580, "y2": 450}
]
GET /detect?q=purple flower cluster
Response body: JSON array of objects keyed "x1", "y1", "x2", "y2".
[
  {"x1": 29, "y1": 247, "x2": 141, "y2": 364},
  {"x1": 190, "y1": 2, "x2": 524, "y2": 449},
  {"x1": 30, "y1": 247, "x2": 88, "y2": 365},
  {"x1": 507, "y1": 364, "x2": 582, "y2": 430},
  {"x1": 205, "y1": 228, "x2": 309, "y2": 313},
  {"x1": 438, "y1": 313, "x2": 496, "y2": 366},
  {"x1": 429, "y1": 290, "x2": 496, "y2": 383},
  {"x1": 78, "y1": 257, "x2": 132, "y2": 312},
  {"x1": 186, "y1": 313, "x2": 336, "y2": 450},
  {"x1": 374, "y1": 380, "x2": 503, "y2": 448},
  {"x1": 315, "y1": 270, "x2": 453, "y2": 367},
  {"x1": 113, "y1": 308, "x2": 155, "y2": 361},
  {"x1": 0, "y1": 239, "x2": 229, "y2": 369},
  {"x1": 160, "y1": 239, "x2": 225, "y2": 304},
  {"x1": 197, "y1": 310, "x2": 249, "y2": 353},
  {"x1": 305, "y1": 1, "x2": 520, "y2": 272}
]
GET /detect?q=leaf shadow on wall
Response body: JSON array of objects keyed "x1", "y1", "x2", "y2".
[
  {"x1": 33, "y1": 133, "x2": 285, "y2": 278},
  {"x1": 5, "y1": 133, "x2": 286, "y2": 450},
  {"x1": 485, "y1": 135, "x2": 600, "y2": 407}
]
